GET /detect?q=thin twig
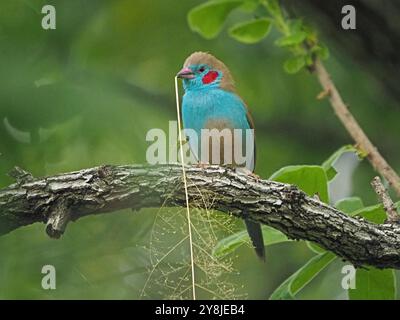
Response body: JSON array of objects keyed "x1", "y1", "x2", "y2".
[
  {"x1": 371, "y1": 176, "x2": 400, "y2": 223},
  {"x1": 314, "y1": 59, "x2": 400, "y2": 197}
]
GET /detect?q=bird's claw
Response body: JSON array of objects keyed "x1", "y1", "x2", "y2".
[
  {"x1": 196, "y1": 162, "x2": 209, "y2": 169},
  {"x1": 235, "y1": 167, "x2": 260, "y2": 182},
  {"x1": 248, "y1": 172, "x2": 260, "y2": 182}
]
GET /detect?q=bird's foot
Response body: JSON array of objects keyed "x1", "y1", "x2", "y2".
[
  {"x1": 248, "y1": 172, "x2": 260, "y2": 182},
  {"x1": 222, "y1": 163, "x2": 236, "y2": 170},
  {"x1": 235, "y1": 167, "x2": 260, "y2": 182},
  {"x1": 176, "y1": 139, "x2": 189, "y2": 149},
  {"x1": 313, "y1": 193, "x2": 321, "y2": 201},
  {"x1": 195, "y1": 162, "x2": 210, "y2": 169}
]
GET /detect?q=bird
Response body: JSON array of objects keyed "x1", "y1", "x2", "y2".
[{"x1": 177, "y1": 51, "x2": 265, "y2": 261}]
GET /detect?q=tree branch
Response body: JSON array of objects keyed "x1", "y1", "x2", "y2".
[
  {"x1": 371, "y1": 176, "x2": 400, "y2": 224},
  {"x1": 1, "y1": 164, "x2": 400, "y2": 269},
  {"x1": 45, "y1": 198, "x2": 72, "y2": 239},
  {"x1": 314, "y1": 59, "x2": 400, "y2": 197}
]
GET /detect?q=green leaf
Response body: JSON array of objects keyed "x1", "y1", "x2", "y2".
[
  {"x1": 270, "y1": 165, "x2": 329, "y2": 203},
  {"x1": 239, "y1": 0, "x2": 259, "y2": 12},
  {"x1": 305, "y1": 53, "x2": 314, "y2": 67},
  {"x1": 270, "y1": 252, "x2": 336, "y2": 300},
  {"x1": 275, "y1": 31, "x2": 307, "y2": 47},
  {"x1": 288, "y1": 19, "x2": 303, "y2": 34},
  {"x1": 335, "y1": 197, "x2": 364, "y2": 214},
  {"x1": 188, "y1": 0, "x2": 244, "y2": 39},
  {"x1": 312, "y1": 44, "x2": 330, "y2": 60},
  {"x1": 283, "y1": 56, "x2": 305, "y2": 74},
  {"x1": 349, "y1": 268, "x2": 396, "y2": 300},
  {"x1": 213, "y1": 226, "x2": 290, "y2": 257},
  {"x1": 229, "y1": 18, "x2": 272, "y2": 44},
  {"x1": 306, "y1": 242, "x2": 326, "y2": 254},
  {"x1": 335, "y1": 197, "x2": 399, "y2": 224},
  {"x1": 353, "y1": 204, "x2": 383, "y2": 222},
  {"x1": 349, "y1": 201, "x2": 399, "y2": 224},
  {"x1": 322, "y1": 145, "x2": 359, "y2": 180},
  {"x1": 263, "y1": 0, "x2": 281, "y2": 17},
  {"x1": 357, "y1": 205, "x2": 386, "y2": 224},
  {"x1": 355, "y1": 202, "x2": 397, "y2": 223},
  {"x1": 325, "y1": 167, "x2": 337, "y2": 182}
]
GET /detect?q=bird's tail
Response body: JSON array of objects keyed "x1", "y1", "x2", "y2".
[{"x1": 244, "y1": 218, "x2": 265, "y2": 261}]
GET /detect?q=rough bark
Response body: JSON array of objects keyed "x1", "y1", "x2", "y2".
[{"x1": 1, "y1": 164, "x2": 400, "y2": 269}]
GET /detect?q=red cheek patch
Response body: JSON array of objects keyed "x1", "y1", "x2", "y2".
[{"x1": 202, "y1": 71, "x2": 219, "y2": 84}]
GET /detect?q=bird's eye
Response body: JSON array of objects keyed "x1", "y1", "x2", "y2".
[{"x1": 198, "y1": 67, "x2": 205, "y2": 73}]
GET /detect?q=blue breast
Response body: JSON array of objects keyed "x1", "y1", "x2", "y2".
[{"x1": 182, "y1": 88, "x2": 250, "y2": 133}]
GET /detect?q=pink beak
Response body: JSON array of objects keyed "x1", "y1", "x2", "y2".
[{"x1": 177, "y1": 67, "x2": 195, "y2": 79}]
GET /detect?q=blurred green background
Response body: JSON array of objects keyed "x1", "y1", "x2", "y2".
[{"x1": 0, "y1": 0, "x2": 399, "y2": 299}]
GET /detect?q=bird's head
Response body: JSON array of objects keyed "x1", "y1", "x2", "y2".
[{"x1": 177, "y1": 52, "x2": 235, "y2": 92}]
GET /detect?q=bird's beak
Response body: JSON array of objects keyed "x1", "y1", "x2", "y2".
[{"x1": 177, "y1": 67, "x2": 195, "y2": 79}]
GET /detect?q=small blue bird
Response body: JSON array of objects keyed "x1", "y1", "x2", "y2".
[{"x1": 177, "y1": 52, "x2": 265, "y2": 260}]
